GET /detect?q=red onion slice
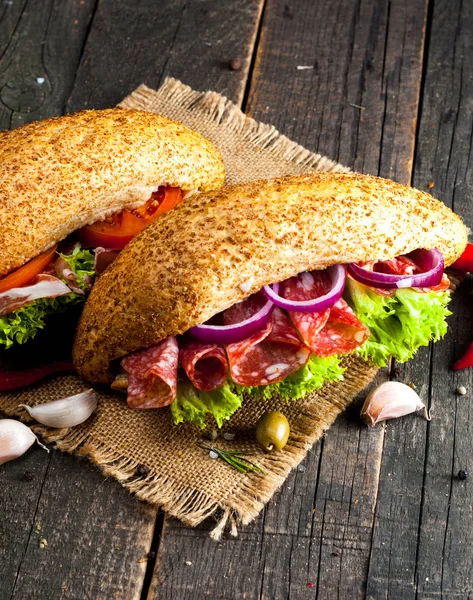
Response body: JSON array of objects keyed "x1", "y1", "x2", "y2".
[
  {"x1": 347, "y1": 248, "x2": 444, "y2": 289},
  {"x1": 263, "y1": 265, "x2": 346, "y2": 313},
  {"x1": 188, "y1": 294, "x2": 275, "y2": 344}
]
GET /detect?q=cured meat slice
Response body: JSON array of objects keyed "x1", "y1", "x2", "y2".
[
  {"x1": 121, "y1": 337, "x2": 179, "y2": 409},
  {"x1": 282, "y1": 271, "x2": 369, "y2": 356},
  {"x1": 0, "y1": 274, "x2": 72, "y2": 317},
  {"x1": 282, "y1": 271, "x2": 331, "y2": 344},
  {"x1": 94, "y1": 247, "x2": 120, "y2": 276},
  {"x1": 225, "y1": 301, "x2": 310, "y2": 387},
  {"x1": 358, "y1": 255, "x2": 450, "y2": 295},
  {"x1": 307, "y1": 298, "x2": 370, "y2": 356},
  {"x1": 179, "y1": 339, "x2": 228, "y2": 391}
]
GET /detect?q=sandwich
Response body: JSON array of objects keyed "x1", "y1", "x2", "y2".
[
  {"x1": 72, "y1": 173, "x2": 467, "y2": 427},
  {"x1": 0, "y1": 108, "x2": 224, "y2": 387}
]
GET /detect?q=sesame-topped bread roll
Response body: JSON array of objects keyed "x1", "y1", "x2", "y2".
[
  {"x1": 0, "y1": 108, "x2": 225, "y2": 277},
  {"x1": 73, "y1": 172, "x2": 467, "y2": 383}
]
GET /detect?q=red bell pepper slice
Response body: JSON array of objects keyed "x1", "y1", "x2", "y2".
[
  {"x1": 0, "y1": 362, "x2": 74, "y2": 391},
  {"x1": 451, "y1": 243, "x2": 473, "y2": 272},
  {"x1": 453, "y1": 343, "x2": 473, "y2": 371}
]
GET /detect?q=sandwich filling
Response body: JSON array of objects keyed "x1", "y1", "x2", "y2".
[
  {"x1": 114, "y1": 251, "x2": 451, "y2": 427},
  {"x1": 0, "y1": 186, "x2": 183, "y2": 370}
]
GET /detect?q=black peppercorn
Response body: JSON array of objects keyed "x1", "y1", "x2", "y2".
[
  {"x1": 228, "y1": 59, "x2": 242, "y2": 71},
  {"x1": 458, "y1": 469, "x2": 469, "y2": 480},
  {"x1": 136, "y1": 464, "x2": 150, "y2": 477},
  {"x1": 23, "y1": 471, "x2": 34, "y2": 482}
]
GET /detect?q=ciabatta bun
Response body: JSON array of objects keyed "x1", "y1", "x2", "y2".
[
  {"x1": 73, "y1": 173, "x2": 467, "y2": 383},
  {"x1": 0, "y1": 108, "x2": 225, "y2": 276}
]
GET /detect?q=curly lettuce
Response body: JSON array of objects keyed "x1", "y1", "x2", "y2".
[
  {"x1": 0, "y1": 246, "x2": 95, "y2": 349},
  {"x1": 344, "y1": 278, "x2": 451, "y2": 367},
  {"x1": 170, "y1": 354, "x2": 345, "y2": 428}
]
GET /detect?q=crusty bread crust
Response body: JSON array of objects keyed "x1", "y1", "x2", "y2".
[
  {"x1": 72, "y1": 173, "x2": 468, "y2": 383},
  {"x1": 0, "y1": 108, "x2": 225, "y2": 276}
]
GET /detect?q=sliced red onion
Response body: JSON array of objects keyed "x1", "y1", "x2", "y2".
[
  {"x1": 188, "y1": 296, "x2": 275, "y2": 344},
  {"x1": 262, "y1": 265, "x2": 346, "y2": 313},
  {"x1": 347, "y1": 248, "x2": 444, "y2": 289}
]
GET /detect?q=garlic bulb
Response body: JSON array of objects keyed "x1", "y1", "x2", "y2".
[
  {"x1": 361, "y1": 381, "x2": 429, "y2": 427},
  {"x1": 0, "y1": 419, "x2": 48, "y2": 465},
  {"x1": 19, "y1": 389, "x2": 97, "y2": 428}
]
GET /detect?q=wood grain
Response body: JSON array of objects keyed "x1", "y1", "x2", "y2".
[
  {"x1": 0, "y1": 2, "x2": 98, "y2": 598},
  {"x1": 153, "y1": 0, "x2": 428, "y2": 598},
  {"x1": 367, "y1": 0, "x2": 473, "y2": 597},
  {"x1": 67, "y1": 0, "x2": 264, "y2": 112},
  {"x1": 0, "y1": 0, "x2": 97, "y2": 130}
]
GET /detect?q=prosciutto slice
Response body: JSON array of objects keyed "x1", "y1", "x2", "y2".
[
  {"x1": 224, "y1": 294, "x2": 310, "y2": 386},
  {"x1": 121, "y1": 337, "x2": 179, "y2": 409},
  {"x1": 179, "y1": 339, "x2": 228, "y2": 391},
  {"x1": 0, "y1": 274, "x2": 72, "y2": 317},
  {"x1": 282, "y1": 271, "x2": 369, "y2": 356},
  {"x1": 94, "y1": 247, "x2": 120, "y2": 276}
]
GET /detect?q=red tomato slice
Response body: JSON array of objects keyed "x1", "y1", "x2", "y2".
[
  {"x1": 0, "y1": 245, "x2": 57, "y2": 294},
  {"x1": 77, "y1": 186, "x2": 183, "y2": 250}
]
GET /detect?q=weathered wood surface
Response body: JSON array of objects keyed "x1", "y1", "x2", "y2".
[
  {"x1": 367, "y1": 1, "x2": 473, "y2": 598},
  {"x1": 1, "y1": 0, "x2": 473, "y2": 599}
]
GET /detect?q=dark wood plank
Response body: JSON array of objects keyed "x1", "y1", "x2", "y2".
[
  {"x1": 7, "y1": 452, "x2": 156, "y2": 600},
  {"x1": 0, "y1": 1, "x2": 263, "y2": 599},
  {"x1": 67, "y1": 0, "x2": 264, "y2": 112},
  {"x1": 152, "y1": 0, "x2": 428, "y2": 598},
  {"x1": 367, "y1": 0, "x2": 473, "y2": 597},
  {"x1": 0, "y1": 2, "x2": 98, "y2": 598},
  {"x1": 0, "y1": 0, "x2": 97, "y2": 130}
]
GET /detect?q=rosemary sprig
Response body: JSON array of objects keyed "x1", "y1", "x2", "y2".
[{"x1": 196, "y1": 442, "x2": 266, "y2": 475}]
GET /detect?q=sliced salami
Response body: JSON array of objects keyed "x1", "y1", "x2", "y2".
[
  {"x1": 282, "y1": 271, "x2": 369, "y2": 356},
  {"x1": 179, "y1": 339, "x2": 228, "y2": 391},
  {"x1": 225, "y1": 303, "x2": 310, "y2": 387},
  {"x1": 359, "y1": 255, "x2": 450, "y2": 295},
  {"x1": 121, "y1": 337, "x2": 179, "y2": 409},
  {"x1": 307, "y1": 298, "x2": 370, "y2": 356},
  {"x1": 282, "y1": 271, "x2": 331, "y2": 344}
]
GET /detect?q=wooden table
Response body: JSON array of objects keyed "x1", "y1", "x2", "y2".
[{"x1": 1, "y1": 1, "x2": 472, "y2": 598}]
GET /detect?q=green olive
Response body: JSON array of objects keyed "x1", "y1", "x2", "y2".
[{"x1": 255, "y1": 411, "x2": 290, "y2": 452}]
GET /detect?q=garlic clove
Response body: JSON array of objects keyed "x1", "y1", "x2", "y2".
[
  {"x1": 0, "y1": 419, "x2": 48, "y2": 465},
  {"x1": 361, "y1": 381, "x2": 428, "y2": 427},
  {"x1": 19, "y1": 389, "x2": 98, "y2": 429}
]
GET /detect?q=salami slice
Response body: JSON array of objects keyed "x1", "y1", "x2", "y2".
[
  {"x1": 225, "y1": 302, "x2": 310, "y2": 387},
  {"x1": 359, "y1": 256, "x2": 450, "y2": 295},
  {"x1": 179, "y1": 339, "x2": 228, "y2": 391},
  {"x1": 306, "y1": 298, "x2": 370, "y2": 356},
  {"x1": 282, "y1": 271, "x2": 331, "y2": 344},
  {"x1": 121, "y1": 337, "x2": 179, "y2": 409},
  {"x1": 282, "y1": 271, "x2": 369, "y2": 356}
]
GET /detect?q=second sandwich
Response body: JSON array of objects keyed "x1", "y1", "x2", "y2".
[
  {"x1": 73, "y1": 173, "x2": 468, "y2": 426},
  {"x1": 0, "y1": 108, "x2": 224, "y2": 386}
]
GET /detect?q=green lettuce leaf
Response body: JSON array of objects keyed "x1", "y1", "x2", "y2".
[
  {"x1": 0, "y1": 246, "x2": 95, "y2": 349},
  {"x1": 344, "y1": 277, "x2": 451, "y2": 367},
  {"x1": 170, "y1": 354, "x2": 345, "y2": 428},
  {"x1": 171, "y1": 379, "x2": 243, "y2": 428},
  {"x1": 58, "y1": 245, "x2": 95, "y2": 293}
]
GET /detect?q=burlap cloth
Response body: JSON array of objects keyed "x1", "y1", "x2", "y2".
[{"x1": 0, "y1": 78, "x2": 377, "y2": 539}]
